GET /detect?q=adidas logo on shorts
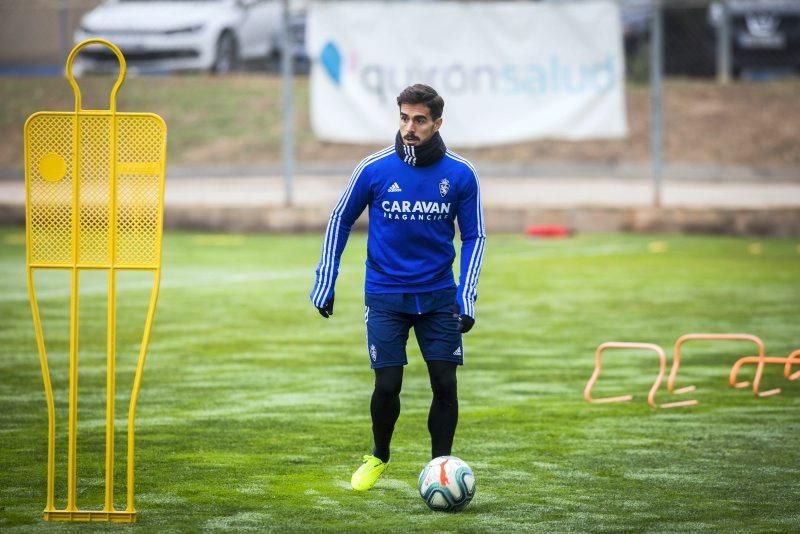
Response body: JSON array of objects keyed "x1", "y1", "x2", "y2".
[
  {"x1": 388, "y1": 182, "x2": 402, "y2": 193},
  {"x1": 452, "y1": 347, "x2": 462, "y2": 356}
]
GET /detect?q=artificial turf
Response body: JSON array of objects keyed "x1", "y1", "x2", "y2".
[{"x1": 1, "y1": 227, "x2": 798, "y2": 532}]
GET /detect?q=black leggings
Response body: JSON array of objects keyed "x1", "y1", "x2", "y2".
[{"x1": 371, "y1": 360, "x2": 458, "y2": 462}]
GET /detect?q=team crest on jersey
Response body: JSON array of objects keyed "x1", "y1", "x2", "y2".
[{"x1": 439, "y1": 178, "x2": 450, "y2": 197}]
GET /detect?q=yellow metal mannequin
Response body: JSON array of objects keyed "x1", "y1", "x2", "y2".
[{"x1": 25, "y1": 39, "x2": 166, "y2": 523}]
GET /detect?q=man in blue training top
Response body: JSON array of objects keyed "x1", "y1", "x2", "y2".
[{"x1": 310, "y1": 84, "x2": 486, "y2": 491}]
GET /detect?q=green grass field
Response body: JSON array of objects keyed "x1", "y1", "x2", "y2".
[{"x1": 1, "y1": 227, "x2": 799, "y2": 532}]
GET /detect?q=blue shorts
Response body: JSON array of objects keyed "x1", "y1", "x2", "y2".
[{"x1": 364, "y1": 301, "x2": 464, "y2": 369}]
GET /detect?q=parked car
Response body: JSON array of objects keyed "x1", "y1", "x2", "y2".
[
  {"x1": 662, "y1": 6, "x2": 717, "y2": 77},
  {"x1": 73, "y1": 0, "x2": 282, "y2": 74},
  {"x1": 619, "y1": 0, "x2": 800, "y2": 78},
  {"x1": 709, "y1": 0, "x2": 800, "y2": 76},
  {"x1": 663, "y1": 1, "x2": 800, "y2": 78},
  {"x1": 264, "y1": 3, "x2": 309, "y2": 74}
]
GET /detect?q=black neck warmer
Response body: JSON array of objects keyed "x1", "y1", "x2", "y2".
[{"x1": 394, "y1": 130, "x2": 447, "y2": 167}]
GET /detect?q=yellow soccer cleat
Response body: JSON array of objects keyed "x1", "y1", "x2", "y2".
[{"x1": 351, "y1": 455, "x2": 389, "y2": 491}]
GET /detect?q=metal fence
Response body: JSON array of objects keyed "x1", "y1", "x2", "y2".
[
  {"x1": 644, "y1": 0, "x2": 799, "y2": 205},
  {"x1": 2, "y1": 0, "x2": 797, "y2": 209},
  {"x1": 626, "y1": 0, "x2": 800, "y2": 82},
  {"x1": 0, "y1": 0, "x2": 102, "y2": 67},
  {"x1": 6, "y1": 0, "x2": 798, "y2": 81}
]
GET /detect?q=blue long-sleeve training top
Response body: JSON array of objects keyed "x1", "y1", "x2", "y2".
[{"x1": 310, "y1": 146, "x2": 486, "y2": 318}]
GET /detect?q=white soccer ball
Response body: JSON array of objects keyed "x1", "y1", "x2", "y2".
[{"x1": 418, "y1": 455, "x2": 476, "y2": 512}]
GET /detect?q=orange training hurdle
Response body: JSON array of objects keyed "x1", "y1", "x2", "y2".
[
  {"x1": 788, "y1": 349, "x2": 800, "y2": 381},
  {"x1": 729, "y1": 348, "x2": 800, "y2": 386},
  {"x1": 584, "y1": 342, "x2": 695, "y2": 409},
  {"x1": 667, "y1": 333, "x2": 781, "y2": 402}
]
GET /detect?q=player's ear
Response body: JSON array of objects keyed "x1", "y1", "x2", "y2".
[{"x1": 433, "y1": 117, "x2": 443, "y2": 132}]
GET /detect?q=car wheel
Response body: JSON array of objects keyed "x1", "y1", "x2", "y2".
[{"x1": 212, "y1": 31, "x2": 237, "y2": 74}]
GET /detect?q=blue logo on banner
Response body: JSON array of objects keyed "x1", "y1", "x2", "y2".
[{"x1": 321, "y1": 42, "x2": 342, "y2": 85}]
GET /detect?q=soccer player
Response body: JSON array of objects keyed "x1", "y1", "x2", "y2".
[{"x1": 310, "y1": 84, "x2": 486, "y2": 491}]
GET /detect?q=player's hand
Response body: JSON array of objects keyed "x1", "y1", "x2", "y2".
[
  {"x1": 452, "y1": 303, "x2": 475, "y2": 334},
  {"x1": 458, "y1": 314, "x2": 475, "y2": 334},
  {"x1": 317, "y1": 296, "x2": 335, "y2": 318}
]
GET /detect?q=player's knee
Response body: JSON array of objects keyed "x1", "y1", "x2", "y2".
[{"x1": 374, "y1": 366, "x2": 403, "y2": 398}]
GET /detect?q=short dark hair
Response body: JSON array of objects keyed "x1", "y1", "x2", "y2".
[{"x1": 396, "y1": 84, "x2": 444, "y2": 121}]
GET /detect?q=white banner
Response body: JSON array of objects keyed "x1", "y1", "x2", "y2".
[{"x1": 307, "y1": 1, "x2": 628, "y2": 147}]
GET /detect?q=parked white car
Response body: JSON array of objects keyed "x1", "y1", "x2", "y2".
[{"x1": 73, "y1": 0, "x2": 281, "y2": 74}]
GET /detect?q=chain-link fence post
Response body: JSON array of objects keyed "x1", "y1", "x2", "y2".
[
  {"x1": 716, "y1": 0, "x2": 732, "y2": 84},
  {"x1": 649, "y1": 0, "x2": 664, "y2": 208},
  {"x1": 281, "y1": 0, "x2": 295, "y2": 208}
]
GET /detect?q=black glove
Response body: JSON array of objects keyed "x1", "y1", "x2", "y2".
[
  {"x1": 452, "y1": 303, "x2": 475, "y2": 334},
  {"x1": 458, "y1": 314, "x2": 475, "y2": 334},
  {"x1": 317, "y1": 296, "x2": 335, "y2": 318}
]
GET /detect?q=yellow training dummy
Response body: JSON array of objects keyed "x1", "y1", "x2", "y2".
[{"x1": 25, "y1": 39, "x2": 166, "y2": 523}]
